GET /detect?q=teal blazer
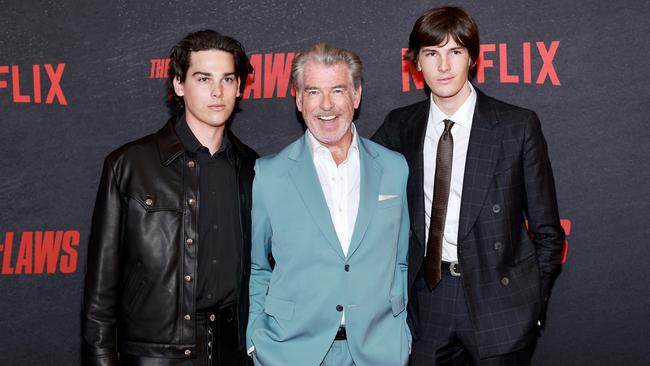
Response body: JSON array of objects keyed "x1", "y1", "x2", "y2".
[{"x1": 247, "y1": 134, "x2": 411, "y2": 366}]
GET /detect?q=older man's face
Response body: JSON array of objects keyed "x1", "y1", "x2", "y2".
[{"x1": 296, "y1": 61, "x2": 361, "y2": 150}]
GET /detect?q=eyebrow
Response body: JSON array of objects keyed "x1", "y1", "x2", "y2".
[{"x1": 191, "y1": 71, "x2": 236, "y2": 77}]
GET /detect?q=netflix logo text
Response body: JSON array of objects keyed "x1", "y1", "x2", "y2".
[
  {"x1": 0, "y1": 64, "x2": 68, "y2": 105},
  {"x1": 402, "y1": 40, "x2": 561, "y2": 92}
]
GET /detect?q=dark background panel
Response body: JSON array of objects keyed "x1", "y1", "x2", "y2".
[{"x1": 1, "y1": 0, "x2": 649, "y2": 364}]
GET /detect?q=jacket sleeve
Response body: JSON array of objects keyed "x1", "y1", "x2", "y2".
[
  {"x1": 371, "y1": 110, "x2": 400, "y2": 151},
  {"x1": 82, "y1": 157, "x2": 122, "y2": 366},
  {"x1": 522, "y1": 113, "x2": 565, "y2": 323},
  {"x1": 246, "y1": 160, "x2": 274, "y2": 350}
]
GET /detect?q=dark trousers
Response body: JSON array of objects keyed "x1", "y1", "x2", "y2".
[
  {"x1": 410, "y1": 272, "x2": 532, "y2": 366},
  {"x1": 120, "y1": 304, "x2": 245, "y2": 366}
]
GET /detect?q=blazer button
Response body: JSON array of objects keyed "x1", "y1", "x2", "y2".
[
  {"x1": 501, "y1": 277, "x2": 510, "y2": 286},
  {"x1": 184, "y1": 349, "x2": 192, "y2": 356},
  {"x1": 144, "y1": 197, "x2": 154, "y2": 206},
  {"x1": 186, "y1": 238, "x2": 193, "y2": 246},
  {"x1": 184, "y1": 275, "x2": 192, "y2": 282},
  {"x1": 494, "y1": 241, "x2": 503, "y2": 251},
  {"x1": 187, "y1": 160, "x2": 196, "y2": 168},
  {"x1": 492, "y1": 204, "x2": 501, "y2": 213},
  {"x1": 336, "y1": 305, "x2": 344, "y2": 312},
  {"x1": 344, "y1": 264, "x2": 350, "y2": 272}
]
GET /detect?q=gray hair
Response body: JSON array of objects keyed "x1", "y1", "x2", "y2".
[{"x1": 291, "y1": 43, "x2": 363, "y2": 92}]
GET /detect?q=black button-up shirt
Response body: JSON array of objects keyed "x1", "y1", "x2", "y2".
[{"x1": 175, "y1": 117, "x2": 242, "y2": 311}]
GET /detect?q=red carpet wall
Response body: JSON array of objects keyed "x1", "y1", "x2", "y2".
[{"x1": 1, "y1": 1, "x2": 648, "y2": 364}]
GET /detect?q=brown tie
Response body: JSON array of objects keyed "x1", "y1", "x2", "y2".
[{"x1": 424, "y1": 119, "x2": 454, "y2": 289}]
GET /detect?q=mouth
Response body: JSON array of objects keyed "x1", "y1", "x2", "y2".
[
  {"x1": 209, "y1": 104, "x2": 226, "y2": 111},
  {"x1": 318, "y1": 115, "x2": 337, "y2": 121},
  {"x1": 437, "y1": 76, "x2": 455, "y2": 85}
]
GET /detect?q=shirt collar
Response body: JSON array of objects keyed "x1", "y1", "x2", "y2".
[
  {"x1": 306, "y1": 123, "x2": 359, "y2": 161},
  {"x1": 429, "y1": 81, "x2": 477, "y2": 130},
  {"x1": 174, "y1": 114, "x2": 231, "y2": 156}
]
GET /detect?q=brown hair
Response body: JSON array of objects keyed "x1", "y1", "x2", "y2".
[
  {"x1": 405, "y1": 6, "x2": 480, "y2": 77},
  {"x1": 167, "y1": 30, "x2": 252, "y2": 107}
]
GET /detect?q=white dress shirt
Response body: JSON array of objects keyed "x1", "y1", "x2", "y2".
[
  {"x1": 423, "y1": 82, "x2": 477, "y2": 262},
  {"x1": 307, "y1": 124, "x2": 360, "y2": 326}
]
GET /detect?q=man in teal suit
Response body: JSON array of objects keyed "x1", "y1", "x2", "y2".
[{"x1": 246, "y1": 43, "x2": 411, "y2": 366}]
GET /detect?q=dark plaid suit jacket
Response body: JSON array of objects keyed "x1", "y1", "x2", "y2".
[{"x1": 372, "y1": 86, "x2": 565, "y2": 358}]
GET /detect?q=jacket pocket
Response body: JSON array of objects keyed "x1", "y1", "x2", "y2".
[
  {"x1": 263, "y1": 295, "x2": 295, "y2": 321},
  {"x1": 123, "y1": 262, "x2": 152, "y2": 311}
]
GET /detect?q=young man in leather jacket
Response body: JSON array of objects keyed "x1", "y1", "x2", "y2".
[{"x1": 82, "y1": 30, "x2": 258, "y2": 366}]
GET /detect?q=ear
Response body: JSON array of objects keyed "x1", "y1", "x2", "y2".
[
  {"x1": 236, "y1": 76, "x2": 242, "y2": 98},
  {"x1": 173, "y1": 77, "x2": 184, "y2": 97},
  {"x1": 295, "y1": 90, "x2": 303, "y2": 112},
  {"x1": 353, "y1": 85, "x2": 362, "y2": 109}
]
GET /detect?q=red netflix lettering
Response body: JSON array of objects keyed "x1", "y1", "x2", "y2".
[
  {"x1": 15, "y1": 232, "x2": 33, "y2": 274},
  {"x1": 0, "y1": 63, "x2": 67, "y2": 105},
  {"x1": 401, "y1": 48, "x2": 425, "y2": 92},
  {"x1": 405, "y1": 40, "x2": 561, "y2": 91}
]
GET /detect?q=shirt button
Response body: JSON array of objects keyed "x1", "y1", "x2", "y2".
[
  {"x1": 494, "y1": 241, "x2": 503, "y2": 250},
  {"x1": 501, "y1": 277, "x2": 510, "y2": 286},
  {"x1": 186, "y1": 238, "x2": 193, "y2": 246},
  {"x1": 344, "y1": 264, "x2": 350, "y2": 272},
  {"x1": 212, "y1": 224, "x2": 218, "y2": 230},
  {"x1": 184, "y1": 314, "x2": 191, "y2": 320},
  {"x1": 492, "y1": 204, "x2": 501, "y2": 213},
  {"x1": 184, "y1": 349, "x2": 191, "y2": 356},
  {"x1": 212, "y1": 259, "x2": 217, "y2": 264},
  {"x1": 336, "y1": 305, "x2": 344, "y2": 312},
  {"x1": 184, "y1": 275, "x2": 192, "y2": 282},
  {"x1": 209, "y1": 314, "x2": 216, "y2": 322},
  {"x1": 188, "y1": 198, "x2": 196, "y2": 206},
  {"x1": 187, "y1": 160, "x2": 196, "y2": 168}
]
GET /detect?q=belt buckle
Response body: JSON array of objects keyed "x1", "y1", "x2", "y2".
[{"x1": 449, "y1": 261, "x2": 460, "y2": 277}]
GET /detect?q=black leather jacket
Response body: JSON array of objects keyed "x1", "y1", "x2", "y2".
[{"x1": 82, "y1": 117, "x2": 257, "y2": 365}]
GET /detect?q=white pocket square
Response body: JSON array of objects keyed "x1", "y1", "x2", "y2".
[{"x1": 378, "y1": 194, "x2": 399, "y2": 201}]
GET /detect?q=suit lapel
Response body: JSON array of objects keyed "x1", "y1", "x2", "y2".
[
  {"x1": 347, "y1": 137, "x2": 381, "y2": 259},
  {"x1": 458, "y1": 89, "x2": 503, "y2": 244},
  {"x1": 403, "y1": 100, "x2": 430, "y2": 252},
  {"x1": 288, "y1": 136, "x2": 345, "y2": 260}
]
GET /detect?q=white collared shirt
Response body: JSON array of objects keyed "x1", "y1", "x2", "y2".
[
  {"x1": 307, "y1": 124, "x2": 360, "y2": 326},
  {"x1": 423, "y1": 82, "x2": 477, "y2": 262},
  {"x1": 307, "y1": 124, "x2": 360, "y2": 258}
]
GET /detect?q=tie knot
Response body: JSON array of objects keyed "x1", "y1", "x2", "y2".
[{"x1": 442, "y1": 119, "x2": 454, "y2": 139}]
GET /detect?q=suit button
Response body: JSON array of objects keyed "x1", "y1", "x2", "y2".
[
  {"x1": 188, "y1": 198, "x2": 196, "y2": 206},
  {"x1": 492, "y1": 204, "x2": 501, "y2": 213},
  {"x1": 494, "y1": 241, "x2": 503, "y2": 250},
  {"x1": 186, "y1": 238, "x2": 193, "y2": 246},
  {"x1": 184, "y1": 275, "x2": 192, "y2": 282},
  {"x1": 187, "y1": 160, "x2": 196, "y2": 168},
  {"x1": 336, "y1": 305, "x2": 344, "y2": 312},
  {"x1": 344, "y1": 264, "x2": 350, "y2": 272},
  {"x1": 184, "y1": 314, "x2": 191, "y2": 320},
  {"x1": 144, "y1": 197, "x2": 153, "y2": 206},
  {"x1": 184, "y1": 349, "x2": 191, "y2": 356},
  {"x1": 501, "y1": 277, "x2": 510, "y2": 286}
]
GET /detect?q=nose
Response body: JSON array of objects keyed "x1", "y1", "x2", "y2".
[
  {"x1": 320, "y1": 92, "x2": 333, "y2": 110},
  {"x1": 211, "y1": 82, "x2": 223, "y2": 98},
  {"x1": 438, "y1": 55, "x2": 450, "y2": 73}
]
